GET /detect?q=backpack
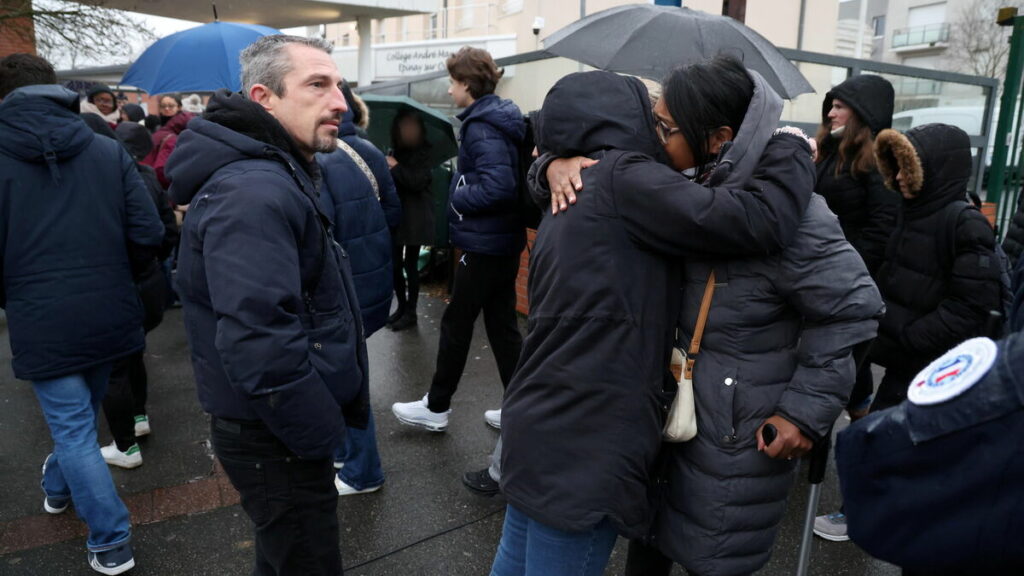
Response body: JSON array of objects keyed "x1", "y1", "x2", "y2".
[
  {"x1": 936, "y1": 200, "x2": 1014, "y2": 332},
  {"x1": 516, "y1": 113, "x2": 543, "y2": 230}
]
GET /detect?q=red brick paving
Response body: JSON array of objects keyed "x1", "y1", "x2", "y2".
[{"x1": 0, "y1": 463, "x2": 237, "y2": 555}]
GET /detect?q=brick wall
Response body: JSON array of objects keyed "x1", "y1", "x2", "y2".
[
  {"x1": 0, "y1": 4, "x2": 37, "y2": 57},
  {"x1": 515, "y1": 228, "x2": 537, "y2": 316}
]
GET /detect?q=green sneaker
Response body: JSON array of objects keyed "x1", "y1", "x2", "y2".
[{"x1": 133, "y1": 414, "x2": 151, "y2": 437}]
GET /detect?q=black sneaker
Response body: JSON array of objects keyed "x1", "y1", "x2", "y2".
[
  {"x1": 88, "y1": 543, "x2": 135, "y2": 575},
  {"x1": 390, "y1": 311, "x2": 418, "y2": 332},
  {"x1": 462, "y1": 468, "x2": 500, "y2": 497},
  {"x1": 386, "y1": 308, "x2": 405, "y2": 326}
]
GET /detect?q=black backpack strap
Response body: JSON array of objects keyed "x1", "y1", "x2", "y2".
[{"x1": 936, "y1": 200, "x2": 974, "y2": 273}]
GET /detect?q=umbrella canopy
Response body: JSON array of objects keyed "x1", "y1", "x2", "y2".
[
  {"x1": 542, "y1": 4, "x2": 813, "y2": 99},
  {"x1": 122, "y1": 22, "x2": 281, "y2": 94},
  {"x1": 360, "y1": 94, "x2": 458, "y2": 167}
]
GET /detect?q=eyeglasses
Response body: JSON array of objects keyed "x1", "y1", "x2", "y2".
[
  {"x1": 159, "y1": 103, "x2": 179, "y2": 111},
  {"x1": 654, "y1": 113, "x2": 680, "y2": 145}
]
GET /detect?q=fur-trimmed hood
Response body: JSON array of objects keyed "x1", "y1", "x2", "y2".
[{"x1": 874, "y1": 123, "x2": 971, "y2": 215}]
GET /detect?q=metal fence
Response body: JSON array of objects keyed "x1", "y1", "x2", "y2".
[{"x1": 358, "y1": 46, "x2": 1004, "y2": 224}]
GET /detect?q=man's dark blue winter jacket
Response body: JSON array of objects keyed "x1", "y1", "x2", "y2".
[
  {"x1": 0, "y1": 85, "x2": 164, "y2": 381},
  {"x1": 317, "y1": 111, "x2": 401, "y2": 336},
  {"x1": 167, "y1": 91, "x2": 369, "y2": 459},
  {"x1": 449, "y1": 94, "x2": 526, "y2": 256}
]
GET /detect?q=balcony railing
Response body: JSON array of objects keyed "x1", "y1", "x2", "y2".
[{"x1": 892, "y1": 23, "x2": 950, "y2": 49}]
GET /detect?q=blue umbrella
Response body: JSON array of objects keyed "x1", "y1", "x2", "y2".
[{"x1": 122, "y1": 21, "x2": 281, "y2": 94}]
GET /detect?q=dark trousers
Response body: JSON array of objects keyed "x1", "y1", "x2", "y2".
[
  {"x1": 624, "y1": 540, "x2": 673, "y2": 576},
  {"x1": 392, "y1": 244, "x2": 421, "y2": 314},
  {"x1": 846, "y1": 362, "x2": 874, "y2": 413},
  {"x1": 427, "y1": 251, "x2": 523, "y2": 413},
  {"x1": 211, "y1": 418, "x2": 342, "y2": 576},
  {"x1": 103, "y1": 352, "x2": 148, "y2": 451},
  {"x1": 871, "y1": 364, "x2": 919, "y2": 413}
]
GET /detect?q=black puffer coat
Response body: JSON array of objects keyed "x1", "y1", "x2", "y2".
[
  {"x1": 816, "y1": 74, "x2": 898, "y2": 275},
  {"x1": 872, "y1": 124, "x2": 1003, "y2": 374},
  {"x1": 503, "y1": 70, "x2": 816, "y2": 540},
  {"x1": 1002, "y1": 193, "x2": 1024, "y2": 268},
  {"x1": 815, "y1": 152, "x2": 898, "y2": 274}
]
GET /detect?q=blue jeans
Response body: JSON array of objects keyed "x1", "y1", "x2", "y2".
[
  {"x1": 334, "y1": 410, "x2": 384, "y2": 490},
  {"x1": 490, "y1": 505, "x2": 618, "y2": 576},
  {"x1": 34, "y1": 364, "x2": 132, "y2": 551}
]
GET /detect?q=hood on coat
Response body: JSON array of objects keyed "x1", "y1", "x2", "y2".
[
  {"x1": 534, "y1": 71, "x2": 665, "y2": 162},
  {"x1": 875, "y1": 124, "x2": 971, "y2": 212},
  {"x1": 0, "y1": 86, "x2": 94, "y2": 177},
  {"x1": 823, "y1": 75, "x2": 895, "y2": 135},
  {"x1": 157, "y1": 111, "x2": 194, "y2": 137},
  {"x1": 116, "y1": 121, "x2": 154, "y2": 160},
  {"x1": 457, "y1": 93, "x2": 525, "y2": 145},
  {"x1": 166, "y1": 90, "x2": 316, "y2": 206},
  {"x1": 706, "y1": 69, "x2": 784, "y2": 189}
]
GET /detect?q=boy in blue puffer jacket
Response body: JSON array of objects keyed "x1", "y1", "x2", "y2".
[{"x1": 393, "y1": 46, "x2": 525, "y2": 432}]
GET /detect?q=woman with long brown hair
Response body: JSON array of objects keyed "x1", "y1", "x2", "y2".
[{"x1": 812, "y1": 74, "x2": 898, "y2": 543}]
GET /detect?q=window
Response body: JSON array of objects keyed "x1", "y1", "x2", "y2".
[
  {"x1": 872, "y1": 15, "x2": 885, "y2": 37},
  {"x1": 908, "y1": 2, "x2": 946, "y2": 28},
  {"x1": 429, "y1": 13, "x2": 438, "y2": 40}
]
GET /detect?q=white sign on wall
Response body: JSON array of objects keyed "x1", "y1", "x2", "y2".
[{"x1": 333, "y1": 35, "x2": 518, "y2": 83}]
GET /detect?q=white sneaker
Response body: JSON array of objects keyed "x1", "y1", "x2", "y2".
[
  {"x1": 133, "y1": 415, "x2": 151, "y2": 437},
  {"x1": 484, "y1": 409, "x2": 501, "y2": 430},
  {"x1": 335, "y1": 476, "x2": 382, "y2": 496},
  {"x1": 392, "y1": 395, "x2": 450, "y2": 432},
  {"x1": 100, "y1": 441, "x2": 143, "y2": 469}
]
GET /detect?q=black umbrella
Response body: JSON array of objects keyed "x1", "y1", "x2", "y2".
[{"x1": 542, "y1": 4, "x2": 813, "y2": 99}]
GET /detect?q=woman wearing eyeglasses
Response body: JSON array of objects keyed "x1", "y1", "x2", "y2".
[
  {"x1": 492, "y1": 57, "x2": 874, "y2": 576},
  {"x1": 142, "y1": 94, "x2": 194, "y2": 189},
  {"x1": 516, "y1": 57, "x2": 884, "y2": 576}
]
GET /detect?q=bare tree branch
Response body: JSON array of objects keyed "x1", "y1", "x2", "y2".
[
  {"x1": 948, "y1": 0, "x2": 1022, "y2": 78},
  {"x1": 0, "y1": 0, "x2": 157, "y2": 69}
]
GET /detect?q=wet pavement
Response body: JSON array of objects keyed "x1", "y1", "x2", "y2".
[{"x1": 0, "y1": 293, "x2": 899, "y2": 575}]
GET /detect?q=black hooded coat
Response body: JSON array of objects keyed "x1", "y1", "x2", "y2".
[
  {"x1": 501, "y1": 71, "x2": 817, "y2": 540},
  {"x1": 872, "y1": 124, "x2": 1003, "y2": 374},
  {"x1": 816, "y1": 74, "x2": 899, "y2": 275}
]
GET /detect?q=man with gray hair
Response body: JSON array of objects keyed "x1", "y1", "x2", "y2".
[{"x1": 166, "y1": 35, "x2": 368, "y2": 575}]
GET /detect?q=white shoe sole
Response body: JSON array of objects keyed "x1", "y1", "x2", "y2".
[
  {"x1": 391, "y1": 406, "x2": 448, "y2": 432},
  {"x1": 43, "y1": 498, "x2": 68, "y2": 515},
  {"x1": 89, "y1": 556, "x2": 135, "y2": 575},
  {"x1": 485, "y1": 418, "x2": 501, "y2": 430},
  {"x1": 813, "y1": 529, "x2": 850, "y2": 542},
  {"x1": 134, "y1": 425, "x2": 151, "y2": 437},
  {"x1": 337, "y1": 483, "x2": 383, "y2": 497},
  {"x1": 102, "y1": 453, "x2": 143, "y2": 470}
]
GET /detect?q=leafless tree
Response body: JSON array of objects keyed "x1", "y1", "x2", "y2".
[
  {"x1": 0, "y1": 0, "x2": 157, "y2": 69},
  {"x1": 948, "y1": 0, "x2": 1023, "y2": 78}
]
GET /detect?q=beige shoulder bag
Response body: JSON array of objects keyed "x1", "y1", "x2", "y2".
[{"x1": 664, "y1": 270, "x2": 716, "y2": 443}]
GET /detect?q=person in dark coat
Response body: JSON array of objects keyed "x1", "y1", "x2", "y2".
[
  {"x1": 387, "y1": 108, "x2": 435, "y2": 331},
  {"x1": 94, "y1": 122, "x2": 179, "y2": 469},
  {"x1": 619, "y1": 60, "x2": 883, "y2": 576},
  {"x1": 836, "y1": 331, "x2": 1024, "y2": 575},
  {"x1": 492, "y1": 63, "x2": 822, "y2": 575},
  {"x1": 869, "y1": 124, "x2": 1003, "y2": 408},
  {"x1": 815, "y1": 124, "x2": 1006, "y2": 542},
  {"x1": 120, "y1": 102, "x2": 146, "y2": 124},
  {"x1": 392, "y1": 46, "x2": 525, "y2": 432},
  {"x1": 165, "y1": 35, "x2": 368, "y2": 575},
  {"x1": 816, "y1": 75, "x2": 899, "y2": 419},
  {"x1": 0, "y1": 54, "x2": 165, "y2": 574},
  {"x1": 316, "y1": 88, "x2": 400, "y2": 498},
  {"x1": 1002, "y1": 191, "x2": 1024, "y2": 269}
]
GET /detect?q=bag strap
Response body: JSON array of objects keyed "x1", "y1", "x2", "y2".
[
  {"x1": 337, "y1": 138, "x2": 380, "y2": 200},
  {"x1": 684, "y1": 270, "x2": 717, "y2": 380}
]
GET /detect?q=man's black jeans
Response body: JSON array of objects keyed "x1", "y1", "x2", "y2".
[{"x1": 211, "y1": 417, "x2": 342, "y2": 576}]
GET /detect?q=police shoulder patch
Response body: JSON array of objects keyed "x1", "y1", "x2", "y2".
[{"x1": 907, "y1": 337, "x2": 998, "y2": 406}]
